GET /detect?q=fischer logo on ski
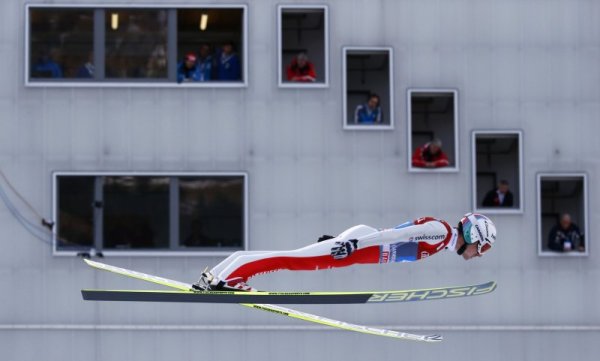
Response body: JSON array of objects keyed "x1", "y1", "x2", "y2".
[{"x1": 366, "y1": 282, "x2": 496, "y2": 303}]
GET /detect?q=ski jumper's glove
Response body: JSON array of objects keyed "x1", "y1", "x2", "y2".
[
  {"x1": 330, "y1": 239, "x2": 359, "y2": 259},
  {"x1": 317, "y1": 235, "x2": 335, "y2": 243}
]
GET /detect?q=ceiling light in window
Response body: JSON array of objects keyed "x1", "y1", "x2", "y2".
[
  {"x1": 111, "y1": 13, "x2": 119, "y2": 30},
  {"x1": 199, "y1": 14, "x2": 208, "y2": 31}
]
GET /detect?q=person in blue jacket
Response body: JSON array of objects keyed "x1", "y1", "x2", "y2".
[
  {"x1": 354, "y1": 93, "x2": 383, "y2": 124},
  {"x1": 216, "y1": 41, "x2": 241, "y2": 81},
  {"x1": 197, "y1": 44, "x2": 214, "y2": 81},
  {"x1": 32, "y1": 48, "x2": 63, "y2": 78},
  {"x1": 177, "y1": 52, "x2": 201, "y2": 83}
]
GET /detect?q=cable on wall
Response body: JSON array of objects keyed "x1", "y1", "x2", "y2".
[{"x1": 0, "y1": 168, "x2": 54, "y2": 246}]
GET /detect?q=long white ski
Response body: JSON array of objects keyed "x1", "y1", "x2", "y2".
[{"x1": 82, "y1": 259, "x2": 442, "y2": 342}]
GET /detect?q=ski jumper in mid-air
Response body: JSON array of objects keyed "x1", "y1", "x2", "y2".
[{"x1": 194, "y1": 213, "x2": 497, "y2": 291}]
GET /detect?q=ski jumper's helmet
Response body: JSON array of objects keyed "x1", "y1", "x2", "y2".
[{"x1": 459, "y1": 213, "x2": 497, "y2": 255}]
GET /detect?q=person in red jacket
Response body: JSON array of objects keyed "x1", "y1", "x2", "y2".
[
  {"x1": 286, "y1": 52, "x2": 316, "y2": 82},
  {"x1": 412, "y1": 139, "x2": 449, "y2": 168}
]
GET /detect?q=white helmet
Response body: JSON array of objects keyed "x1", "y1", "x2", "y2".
[{"x1": 459, "y1": 213, "x2": 497, "y2": 254}]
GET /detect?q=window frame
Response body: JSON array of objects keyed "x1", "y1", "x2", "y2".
[
  {"x1": 342, "y1": 46, "x2": 394, "y2": 131},
  {"x1": 407, "y1": 88, "x2": 459, "y2": 173},
  {"x1": 471, "y1": 130, "x2": 524, "y2": 214},
  {"x1": 536, "y1": 172, "x2": 589, "y2": 257},
  {"x1": 277, "y1": 4, "x2": 329, "y2": 88},
  {"x1": 25, "y1": 3, "x2": 249, "y2": 88},
  {"x1": 52, "y1": 171, "x2": 249, "y2": 257}
]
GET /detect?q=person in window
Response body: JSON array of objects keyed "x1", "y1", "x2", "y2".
[
  {"x1": 76, "y1": 52, "x2": 95, "y2": 78},
  {"x1": 197, "y1": 44, "x2": 214, "y2": 81},
  {"x1": 146, "y1": 44, "x2": 167, "y2": 78},
  {"x1": 177, "y1": 52, "x2": 201, "y2": 83},
  {"x1": 548, "y1": 213, "x2": 584, "y2": 253},
  {"x1": 354, "y1": 93, "x2": 382, "y2": 124},
  {"x1": 482, "y1": 180, "x2": 514, "y2": 207},
  {"x1": 216, "y1": 41, "x2": 241, "y2": 81},
  {"x1": 287, "y1": 52, "x2": 316, "y2": 82},
  {"x1": 32, "y1": 47, "x2": 63, "y2": 78},
  {"x1": 411, "y1": 139, "x2": 450, "y2": 168}
]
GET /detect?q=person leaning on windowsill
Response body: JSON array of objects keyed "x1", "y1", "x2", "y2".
[
  {"x1": 286, "y1": 52, "x2": 316, "y2": 82},
  {"x1": 411, "y1": 139, "x2": 449, "y2": 168}
]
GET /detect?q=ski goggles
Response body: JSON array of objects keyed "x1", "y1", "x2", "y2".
[{"x1": 477, "y1": 240, "x2": 493, "y2": 255}]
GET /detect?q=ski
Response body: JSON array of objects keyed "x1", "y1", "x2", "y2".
[
  {"x1": 82, "y1": 279, "x2": 496, "y2": 304},
  {"x1": 82, "y1": 260, "x2": 496, "y2": 304},
  {"x1": 82, "y1": 259, "x2": 443, "y2": 342}
]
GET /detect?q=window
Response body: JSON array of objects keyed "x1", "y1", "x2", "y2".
[
  {"x1": 26, "y1": 4, "x2": 247, "y2": 87},
  {"x1": 177, "y1": 8, "x2": 245, "y2": 82},
  {"x1": 28, "y1": 8, "x2": 94, "y2": 80},
  {"x1": 408, "y1": 89, "x2": 458, "y2": 172},
  {"x1": 278, "y1": 5, "x2": 328, "y2": 87},
  {"x1": 343, "y1": 47, "x2": 394, "y2": 130},
  {"x1": 102, "y1": 176, "x2": 171, "y2": 249},
  {"x1": 53, "y1": 172, "x2": 248, "y2": 256},
  {"x1": 104, "y1": 9, "x2": 169, "y2": 80},
  {"x1": 537, "y1": 173, "x2": 588, "y2": 257},
  {"x1": 472, "y1": 131, "x2": 523, "y2": 213},
  {"x1": 56, "y1": 176, "x2": 95, "y2": 249}
]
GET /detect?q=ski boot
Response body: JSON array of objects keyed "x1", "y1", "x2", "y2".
[{"x1": 192, "y1": 268, "x2": 255, "y2": 292}]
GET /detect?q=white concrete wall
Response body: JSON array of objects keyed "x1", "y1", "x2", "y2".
[{"x1": 1, "y1": 0, "x2": 600, "y2": 360}]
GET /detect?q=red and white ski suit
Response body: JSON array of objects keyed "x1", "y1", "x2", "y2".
[{"x1": 211, "y1": 217, "x2": 458, "y2": 284}]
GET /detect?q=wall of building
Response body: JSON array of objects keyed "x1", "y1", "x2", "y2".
[{"x1": 1, "y1": 0, "x2": 599, "y2": 360}]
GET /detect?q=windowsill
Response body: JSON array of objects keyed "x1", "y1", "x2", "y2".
[
  {"x1": 278, "y1": 82, "x2": 329, "y2": 89},
  {"x1": 538, "y1": 251, "x2": 589, "y2": 257},
  {"x1": 53, "y1": 249, "x2": 244, "y2": 257},
  {"x1": 473, "y1": 207, "x2": 524, "y2": 214},
  {"x1": 26, "y1": 80, "x2": 248, "y2": 88},
  {"x1": 408, "y1": 167, "x2": 459, "y2": 173},
  {"x1": 344, "y1": 124, "x2": 394, "y2": 131}
]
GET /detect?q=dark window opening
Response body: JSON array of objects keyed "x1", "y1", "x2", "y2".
[
  {"x1": 409, "y1": 91, "x2": 457, "y2": 169},
  {"x1": 57, "y1": 176, "x2": 95, "y2": 249},
  {"x1": 104, "y1": 9, "x2": 169, "y2": 79},
  {"x1": 179, "y1": 177, "x2": 244, "y2": 248},
  {"x1": 177, "y1": 9, "x2": 244, "y2": 82},
  {"x1": 344, "y1": 49, "x2": 392, "y2": 128},
  {"x1": 539, "y1": 176, "x2": 587, "y2": 255},
  {"x1": 29, "y1": 8, "x2": 94, "y2": 79},
  {"x1": 474, "y1": 133, "x2": 521, "y2": 211},
  {"x1": 280, "y1": 7, "x2": 326, "y2": 84},
  {"x1": 54, "y1": 174, "x2": 246, "y2": 253}
]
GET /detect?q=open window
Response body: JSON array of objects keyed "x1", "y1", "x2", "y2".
[
  {"x1": 408, "y1": 89, "x2": 458, "y2": 172},
  {"x1": 472, "y1": 131, "x2": 523, "y2": 213},
  {"x1": 53, "y1": 172, "x2": 248, "y2": 256},
  {"x1": 343, "y1": 47, "x2": 394, "y2": 130},
  {"x1": 177, "y1": 7, "x2": 245, "y2": 83},
  {"x1": 537, "y1": 173, "x2": 588, "y2": 257},
  {"x1": 26, "y1": 4, "x2": 248, "y2": 87},
  {"x1": 278, "y1": 5, "x2": 328, "y2": 87}
]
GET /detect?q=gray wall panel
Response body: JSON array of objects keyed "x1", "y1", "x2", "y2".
[{"x1": 1, "y1": 0, "x2": 599, "y2": 360}]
